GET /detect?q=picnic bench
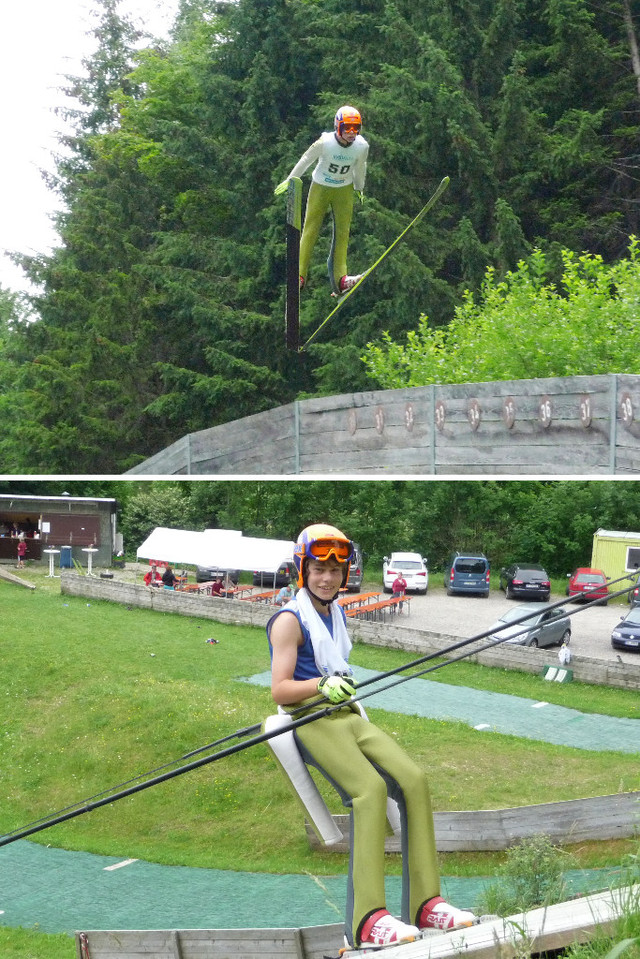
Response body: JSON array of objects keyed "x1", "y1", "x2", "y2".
[
  {"x1": 345, "y1": 595, "x2": 410, "y2": 621},
  {"x1": 337, "y1": 591, "x2": 382, "y2": 611},
  {"x1": 193, "y1": 582, "x2": 257, "y2": 597},
  {"x1": 238, "y1": 588, "x2": 280, "y2": 604}
]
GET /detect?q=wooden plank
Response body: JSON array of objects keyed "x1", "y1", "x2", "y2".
[
  {"x1": 126, "y1": 374, "x2": 640, "y2": 476},
  {"x1": 297, "y1": 388, "x2": 434, "y2": 474},
  {"x1": 615, "y1": 375, "x2": 640, "y2": 470},
  {"x1": 75, "y1": 929, "x2": 180, "y2": 957},
  {"x1": 431, "y1": 376, "x2": 614, "y2": 474},
  {"x1": 389, "y1": 885, "x2": 639, "y2": 959},
  {"x1": 76, "y1": 925, "x2": 344, "y2": 959},
  {"x1": 0, "y1": 566, "x2": 36, "y2": 589},
  {"x1": 74, "y1": 887, "x2": 638, "y2": 959},
  {"x1": 306, "y1": 792, "x2": 640, "y2": 853},
  {"x1": 298, "y1": 391, "x2": 432, "y2": 469},
  {"x1": 126, "y1": 435, "x2": 192, "y2": 476},
  {"x1": 188, "y1": 405, "x2": 298, "y2": 474}
]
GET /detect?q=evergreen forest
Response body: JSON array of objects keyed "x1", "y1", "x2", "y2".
[
  {"x1": 1, "y1": 0, "x2": 639, "y2": 473},
  {"x1": 3, "y1": 477, "x2": 640, "y2": 576}
]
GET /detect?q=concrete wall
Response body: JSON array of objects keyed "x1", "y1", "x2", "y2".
[
  {"x1": 60, "y1": 573, "x2": 273, "y2": 629},
  {"x1": 127, "y1": 373, "x2": 640, "y2": 476},
  {"x1": 61, "y1": 573, "x2": 640, "y2": 690}
]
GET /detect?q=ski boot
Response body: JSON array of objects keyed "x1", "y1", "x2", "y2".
[
  {"x1": 418, "y1": 897, "x2": 477, "y2": 934},
  {"x1": 339, "y1": 274, "x2": 364, "y2": 293},
  {"x1": 351, "y1": 910, "x2": 419, "y2": 951}
]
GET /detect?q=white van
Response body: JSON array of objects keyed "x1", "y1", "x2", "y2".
[{"x1": 382, "y1": 552, "x2": 428, "y2": 594}]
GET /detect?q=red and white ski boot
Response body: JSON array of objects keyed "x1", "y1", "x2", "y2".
[
  {"x1": 339, "y1": 274, "x2": 364, "y2": 293},
  {"x1": 418, "y1": 897, "x2": 476, "y2": 932},
  {"x1": 357, "y1": 910, "x2": 419, "y2": 949}
]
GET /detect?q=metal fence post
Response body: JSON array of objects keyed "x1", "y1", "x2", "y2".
[{"x1": 294, "y1": 400, "x2": 301, "y2": 474}]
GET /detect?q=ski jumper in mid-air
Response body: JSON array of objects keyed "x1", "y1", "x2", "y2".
[
  {"x1": 267, "y1": 523, "x2": 476, "y2": 949},
  {"x1": 275, "y1": 106, "x2": 368, "y2": 295}
]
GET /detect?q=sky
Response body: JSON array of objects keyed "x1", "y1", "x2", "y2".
[{"x1": 1, "y1": 0, "x2": 179, "y2": 297}]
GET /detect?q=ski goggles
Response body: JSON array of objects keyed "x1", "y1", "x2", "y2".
[
  {"x1": 308, "y1": 539, "x2": 354, "y2": 563},
  {"x1": 340, "y1": 122, "x2": 361, "y2": 133}
]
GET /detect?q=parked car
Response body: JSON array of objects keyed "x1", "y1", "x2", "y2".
[
  {"x1": 611, "y1": 606, "x2": 640, "y2": 652},
  {"x1": 446, "y1": 552, "x2": 490, "y2": 596},
  {"x1": 196, "y1": 565, "x2": 240, "y2": 583},
  {"x1": 499, "y1": 563, "x2": 551, "y2": 601},
  {"x1": 490, "y1": 603, "x2": 571, "y2": 648},
  {"x1": 346, "y1": 542, "x2": 364, "y2": 592},
  {"x1": 253, "y1": 561, "x2": 296, "y2": 588},
  {"x1": 566, "y1": 567, "x2": 609, "y2": 604},
  {"x1": 382, "y1": 551, "x2": 428, "y2": 594}
]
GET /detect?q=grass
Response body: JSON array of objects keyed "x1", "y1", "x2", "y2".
[
  {"x1": 1, "y1": 566, "x2": 639, "y2": 957},
  {"x1": 0, "y1": 927, "x2": 72, "y2": 959}
]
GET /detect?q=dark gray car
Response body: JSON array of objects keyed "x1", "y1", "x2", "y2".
[
  {"x1": 611, "y1": 606, "x2": 640, "y2": 652},
  {"x1": 489, "y1": 603, "x2": 571, "y2": 648},
  {"x1": 196, "y1": 565, "x2": 240, "y2": 584},
  {"x1": 499, "y1": 563, "x2": 551, "y2": 601}
]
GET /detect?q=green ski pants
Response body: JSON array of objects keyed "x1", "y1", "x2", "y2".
[
  {"x1": 299, "y1": 182, "x2": 354, "y2": 289},
  {"x1": 294, "y1": 707, "x2": 441, "y2": 946}
]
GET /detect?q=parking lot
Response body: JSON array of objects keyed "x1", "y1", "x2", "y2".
[{"x1": 393, "y1": 587, "x2": 640, "y2": 665}]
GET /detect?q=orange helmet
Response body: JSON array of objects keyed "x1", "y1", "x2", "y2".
[
  {"x1": 334, "y1": 105, "x2": 362, "y2": 138},
  {"x1": 294, "y1": 523, "x2": 354, "y2": 589}
]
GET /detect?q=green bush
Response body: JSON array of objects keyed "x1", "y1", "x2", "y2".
[{"x1": 477, "y1": 834, "x2": 575, "y2": 916}]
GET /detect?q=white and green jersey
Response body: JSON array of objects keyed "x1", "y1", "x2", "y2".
[{"x1": 288, "y1": 132, "x2": 368, "y2": 191}]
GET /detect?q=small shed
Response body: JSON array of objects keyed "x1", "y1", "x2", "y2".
[
  {"x1": 0, "y1": 492, "x2": 118, "y2": 568},
  {"x1": 590, "y1": 528, "x2": 640, "y2": 585}
]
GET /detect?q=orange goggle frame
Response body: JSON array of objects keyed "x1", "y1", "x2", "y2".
[
  {"x1": 307, "y1": 539, "x2": 354, "y2": 563},
  {"x1": 340, "y1": 122, "x2": 361, "y2": 133}
]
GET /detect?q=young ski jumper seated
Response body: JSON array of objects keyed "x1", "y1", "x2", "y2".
[
  {"x1": 274, "y1": 106, "x2": 368, "y2": 295},
  {"x1": 267, "y1": 523, "x2": 475, "y2": 948}
]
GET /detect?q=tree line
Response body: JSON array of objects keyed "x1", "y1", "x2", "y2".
[
  {"x1": 0, "y1": 0, "x2": 638, "y2": 472},
  {"x1": 3, "y1": 478, "x2": 640, "y2": 577}
]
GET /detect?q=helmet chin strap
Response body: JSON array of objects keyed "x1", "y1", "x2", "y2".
[{"x1": 306, "y1": 585, "x2": 338, "y2": 608}]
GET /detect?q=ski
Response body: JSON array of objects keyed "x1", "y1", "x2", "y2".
[
  {"x1": 300, "y1": 176, "x2": 450, "y2": 352},
  {"x1": 338, "y1": 934, "x2": 418, "y2": 957},
  {"x1": 336, "y1": 915, "x2": 494, "y2": 959},
  {"x1": 285, "y1": 176, "x2": 303, "y2": 351}
]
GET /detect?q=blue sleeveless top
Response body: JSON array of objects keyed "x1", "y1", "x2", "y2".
[{"x1": 266, "y1": 600, "x2": 343, "y2": 681}]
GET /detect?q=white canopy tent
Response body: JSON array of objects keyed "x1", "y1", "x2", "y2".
[{"x1": 136, "y1": 527, "x2": 294, "y2": 579}]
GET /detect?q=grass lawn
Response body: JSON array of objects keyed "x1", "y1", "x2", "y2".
[{"x1": 1, "y1": 567, "x2": 639, "y2": 957}]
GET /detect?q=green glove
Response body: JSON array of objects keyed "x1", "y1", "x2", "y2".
[
  {"x1": 317, "y1": 673, "x2": 357, "y2": 704},
  {"x1": 274, "y1": 179, "x2": 290, "y2": 196},
  {"x1": 356, "y1": 190, "x2": 365, "y2": 205}
]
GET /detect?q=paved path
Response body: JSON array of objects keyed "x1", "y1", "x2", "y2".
[{"x1": 394, "y1": 589, "x2": 640, "y2": 665}]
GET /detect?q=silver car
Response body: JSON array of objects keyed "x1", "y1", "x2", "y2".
[{"x1": 489, "y1": 603, "x2": 571, "y2": 648}]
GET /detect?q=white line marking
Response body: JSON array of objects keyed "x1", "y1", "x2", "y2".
[
  {"x1": 532, "y1": 701, "x2": 549, "y2": 708},
  {"x1": 474, "y1": 723, "x2": 491, "y2": 730},
  {"x1": 104, "y1": 858, "x2": 138, "y2": 871}
]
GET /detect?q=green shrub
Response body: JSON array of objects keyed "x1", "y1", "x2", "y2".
[{"x1": 477, "y1": 834, "x2": 575, "y2": 916}]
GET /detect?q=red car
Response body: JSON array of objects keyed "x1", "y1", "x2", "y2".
[{"x1": 566, "y1": 567, "x2": 609, "y2": 604}]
